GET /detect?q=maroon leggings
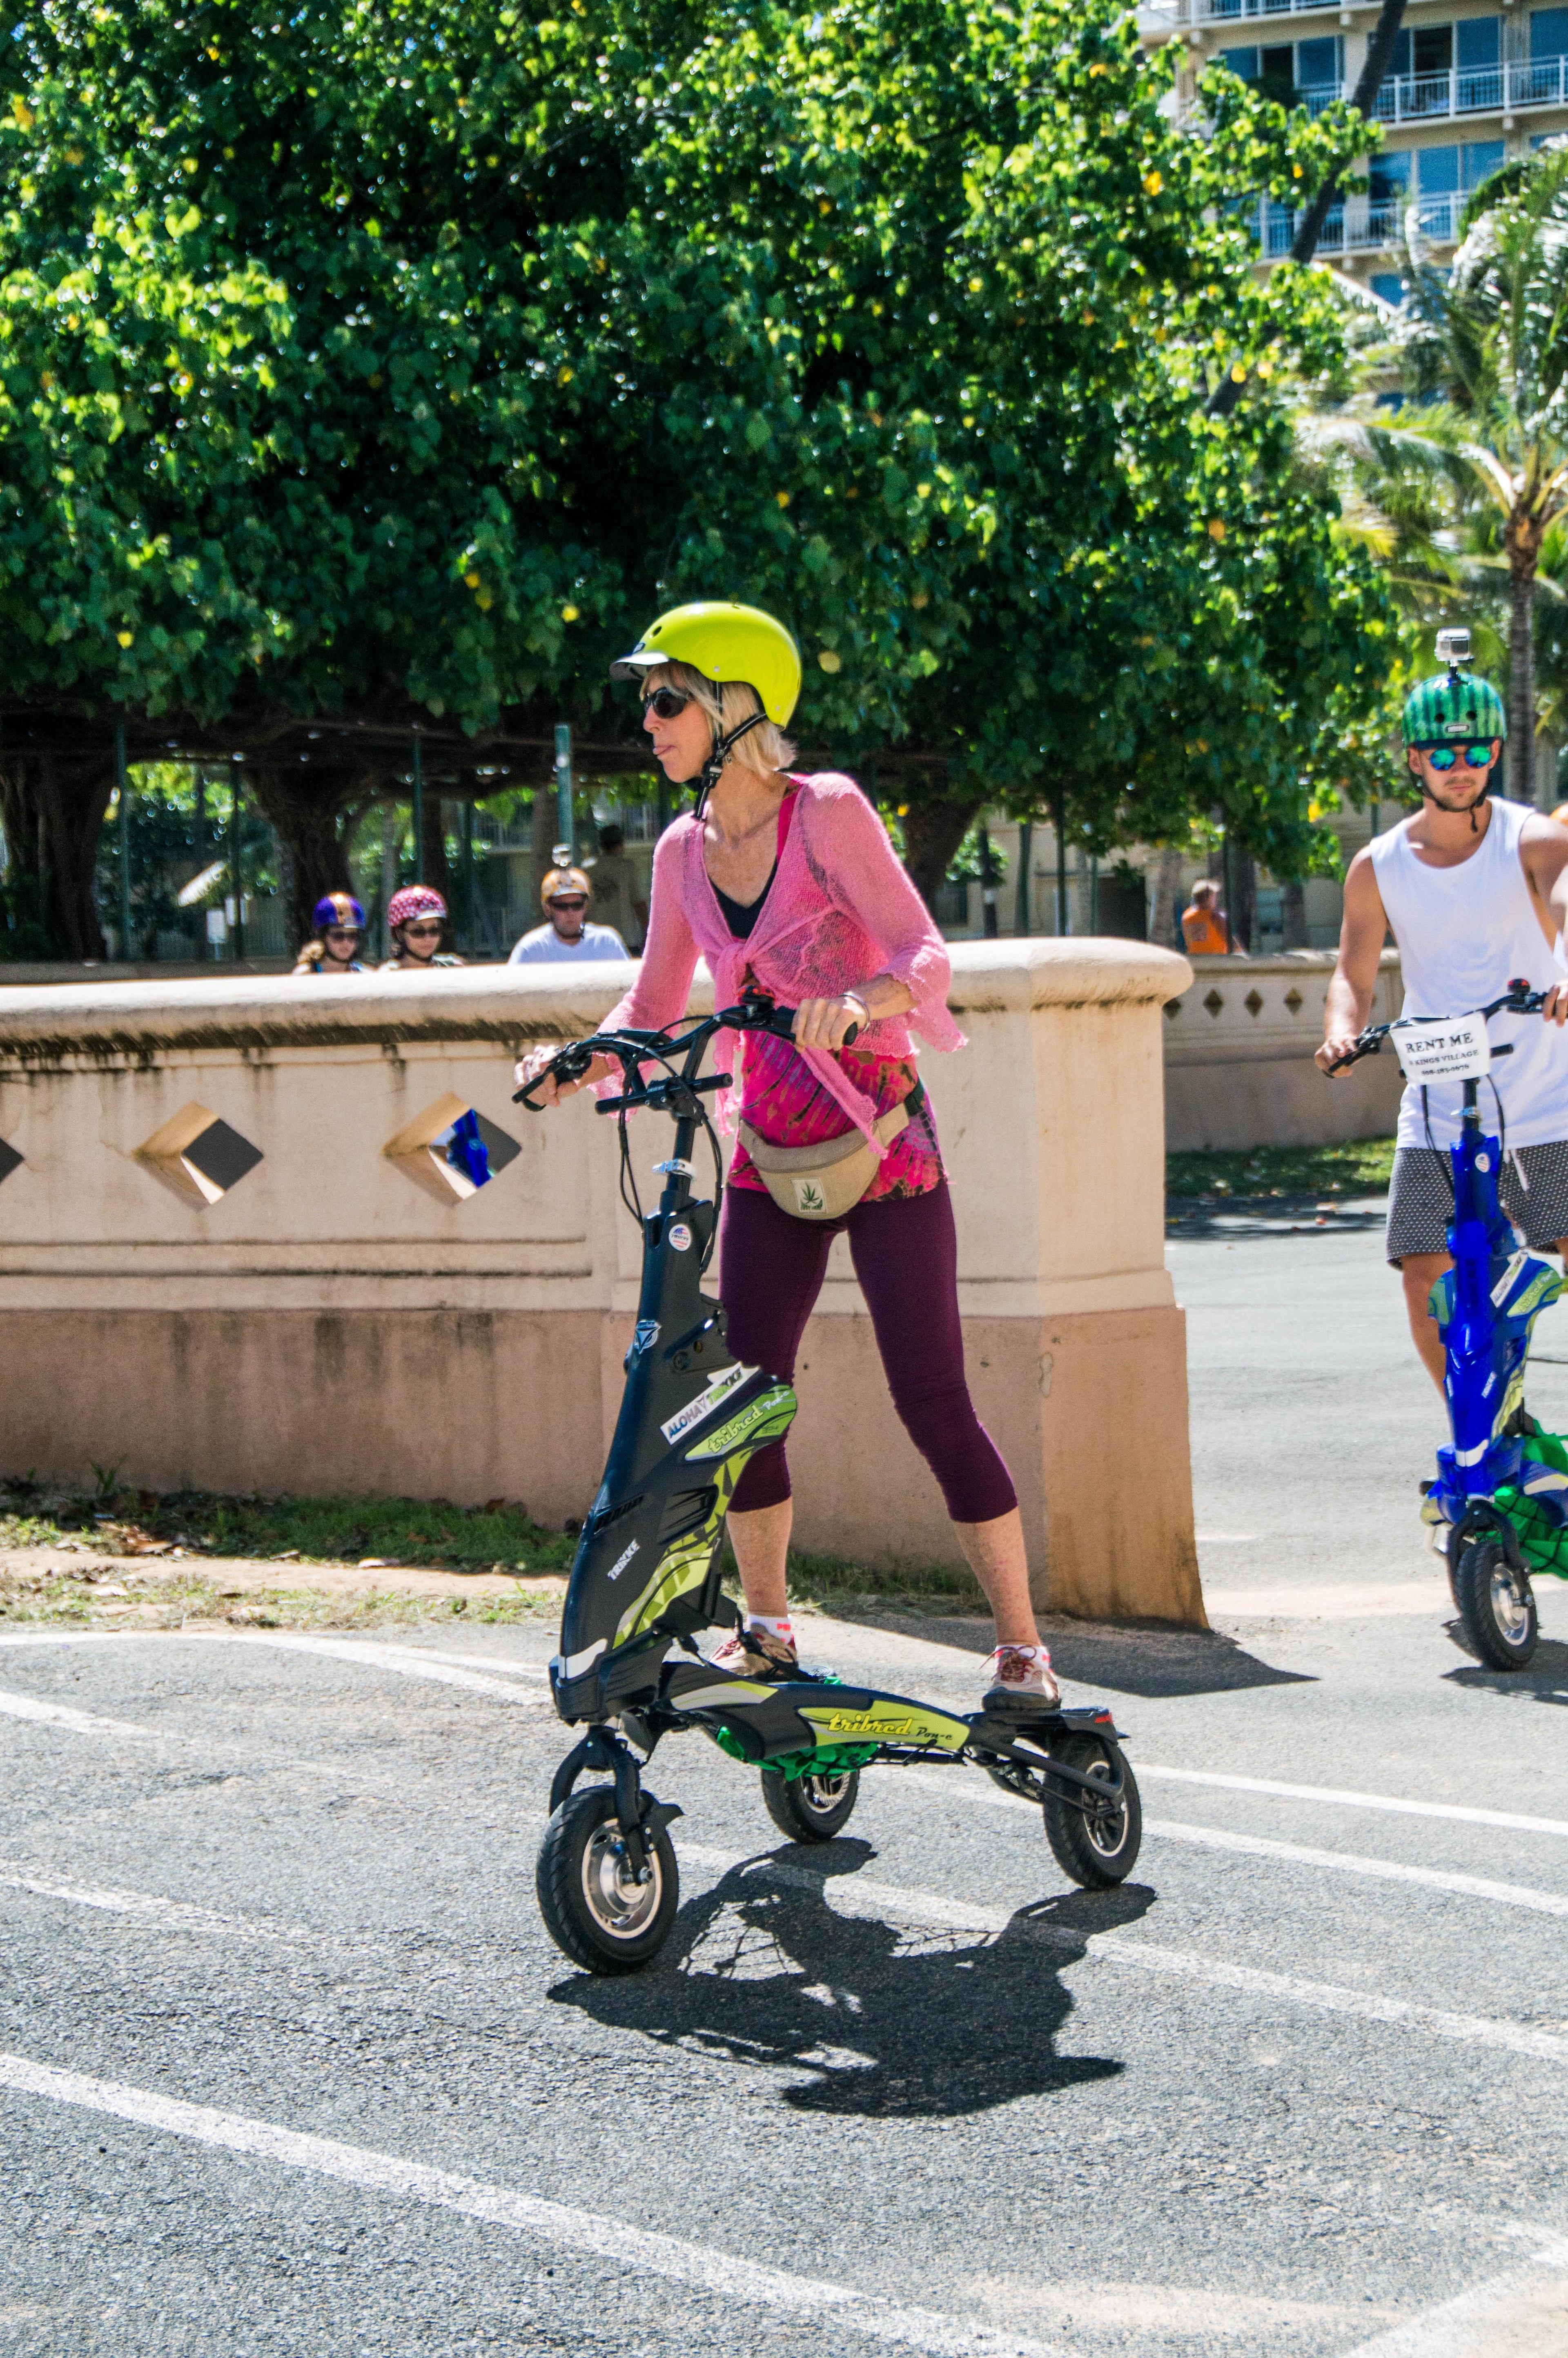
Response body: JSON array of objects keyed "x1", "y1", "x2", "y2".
[{"x1": 718, "y1": 1180, "x2": 1018, "y2": 1522}]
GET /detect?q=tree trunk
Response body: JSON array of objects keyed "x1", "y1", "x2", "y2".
[
  {"x1": 1507, "y1": 512, "x2": 1544, "y2": 803},
  {"x1": 249, "y1": 768, "x2": 371, "y2": 949},
  {"x1": 0, "y1": 752, "x2": 111, "y2": 960},
  {"x1": 1209, "y1": 0, "x2": 1407, "y2": 420},
  {"x1": 1149, "y1": 844, "x2": 1184, "y2": 950},
  {"x1": 529, "y1": 779, "x2": 557, "y2": 920},
  {"x1": 1231, "y1": 847, "x2": 1257, "y2": 953},
  {"x1": 420, "y1": 795, "x2": 454, "y2": 903},
  {"x1": 1282, "y1": 877, "x2": 1310, "y2": 950},
  {"x1": 900, "y1": 785, "x2": 989, "y2": 914}
]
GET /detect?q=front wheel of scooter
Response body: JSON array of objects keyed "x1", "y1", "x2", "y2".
[
  {"x1": 536, "y1": 1786, "x2": 679, "y2": 1974},
  {"x1": 1455, "y1": 1538, "x2": 1539, "y2": 1670},
  {"x1": 760, "y1": 1766, "x2": 860, "y2": 1843},
  {"x1": 1041, "y1": 1737, "x2": 1142, "y2": 1888}
]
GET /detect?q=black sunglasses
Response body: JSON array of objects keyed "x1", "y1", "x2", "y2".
[{"x1": 644, "y1": 686, "x2": 693, "y2": 720}]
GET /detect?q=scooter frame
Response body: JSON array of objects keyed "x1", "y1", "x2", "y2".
[
  {"x1": 1332, "y1": 978, "x2": 1567, "y2": 1666},
  {"x1": 517, "y1": 995, "x2": 1142, "y2": 1970}
]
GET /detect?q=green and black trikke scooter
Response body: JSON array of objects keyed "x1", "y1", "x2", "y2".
[{"x1": 515, "y1": 995, "x2": 1142, "y2": 1973}]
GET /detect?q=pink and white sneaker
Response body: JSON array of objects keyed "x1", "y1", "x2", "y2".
[{"x1": 981, "y1": 1643, "x2": 1060, "y2": 1715}]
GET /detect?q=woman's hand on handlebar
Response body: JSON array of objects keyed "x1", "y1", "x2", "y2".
[
  {"x1": 512, "y1": 1043, "x2": 616, "y2": 1106},
  {"x1": 793, "y1": 993, "x2": 870, "y2": 1051},
  {"x1": 1316, "y1": 1030, "x2": 1364, "y2": 1077}
]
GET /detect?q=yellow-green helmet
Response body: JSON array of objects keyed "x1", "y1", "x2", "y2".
[{"x1": 609, "y1": 601, "x2": 802, "y2": 726}]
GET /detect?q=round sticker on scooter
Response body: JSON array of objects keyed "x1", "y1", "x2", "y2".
[{"x1": 667, "y1": 1221, "x2": 693, "y2": 1252}]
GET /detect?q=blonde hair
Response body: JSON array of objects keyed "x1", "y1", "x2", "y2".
[{"x1": 649, "y1": 660, "x2": 796, "y2": 775}]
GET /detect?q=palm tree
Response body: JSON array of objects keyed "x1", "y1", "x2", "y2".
[{"x1": 1311, "y1": 146, "x2": 1568, "y2": 782}]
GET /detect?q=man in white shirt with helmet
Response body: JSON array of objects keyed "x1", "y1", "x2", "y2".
[
  {"x1": 509, "y1": 866, "x2": 630, "y2": 966},
  {"x1": 1319, "y1": 633, "x2": 1568, "y2": 1388}
]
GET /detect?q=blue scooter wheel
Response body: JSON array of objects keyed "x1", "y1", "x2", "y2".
[{"x1": 1455, "y1": 1538, "x2": 1539, "y2": 1671}]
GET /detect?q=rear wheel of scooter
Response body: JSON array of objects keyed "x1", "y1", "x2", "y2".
[
  {"x1": 1041, "y1": 1737, "x2": 1142, "y2": 1888},
  {"x1": 760, "y1": 1766, "x2": 860, "y2": 1843},
  {"x1": 1455, "y1": 1538, "x2": 1539, "y2": 1670},
  {"x1": 536, "y1": 1786, "x2": 678, "y2": 1973}
]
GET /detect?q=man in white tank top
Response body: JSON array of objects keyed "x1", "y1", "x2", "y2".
[{"x1": 1317, "y1": 647, "x2": 1568, "y2": 1391}]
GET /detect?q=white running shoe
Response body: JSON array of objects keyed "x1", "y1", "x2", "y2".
[{"x1": 981, "y1": 1643, "x2": 1060, "y2": 1714}]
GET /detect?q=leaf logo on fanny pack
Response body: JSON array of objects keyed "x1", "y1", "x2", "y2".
[{"x1": 795, "y1": 1180, "x2": 825, "y2": 1214}]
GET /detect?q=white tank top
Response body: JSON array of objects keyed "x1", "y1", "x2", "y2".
[{"x1": 1369, "y1": 797, "x2": 1568, "y2": 1149}]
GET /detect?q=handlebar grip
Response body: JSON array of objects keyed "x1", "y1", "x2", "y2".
[
  {"x1": 512, "y1": 1043, "x2": 595, "y2": 1108},
  {"x1": 842, "y1": 1022, "x2": 859, "y2": 1046}
]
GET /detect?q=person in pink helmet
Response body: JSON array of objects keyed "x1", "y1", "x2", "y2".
[{"x1": 381, "y1": 886, "x2": 465, "y2": 971}]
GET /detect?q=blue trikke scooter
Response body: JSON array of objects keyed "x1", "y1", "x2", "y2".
[{"x1": 1332, "y1": 980, "x2": 1568, "y2": 1667}]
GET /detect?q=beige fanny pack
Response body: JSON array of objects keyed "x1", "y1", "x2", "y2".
[{"x1": 737, "y1": 1093, "x2": 917, "y2": 1221}]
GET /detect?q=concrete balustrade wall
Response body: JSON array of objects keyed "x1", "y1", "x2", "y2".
[
  {"x1": 0, "y1": 940, "x2": 1203, "y2": 1624},
  {"x1": 1163, "y1": 951, "x2": 1403, "y2": 1154}
]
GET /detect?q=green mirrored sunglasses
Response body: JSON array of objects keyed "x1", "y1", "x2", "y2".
[{"x1": 1417, "y1": 742, "x2": 1496, "y2": 771}]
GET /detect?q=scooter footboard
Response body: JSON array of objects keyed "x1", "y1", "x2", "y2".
[{"x1": 662, "y1": 1667, "x2": 972, "y2": 1766}]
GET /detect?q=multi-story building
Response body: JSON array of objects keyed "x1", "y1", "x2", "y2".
[{"x1": 1143, "y1": 0, "x2": 1568, "y2": 296}]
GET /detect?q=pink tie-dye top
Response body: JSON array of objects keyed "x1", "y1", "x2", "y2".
[{"x1": 598, "y1": 771, "x2": 963, "y2": 1169}]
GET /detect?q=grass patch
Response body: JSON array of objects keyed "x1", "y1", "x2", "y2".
[
  {"x1": 784, "y1": 1548, "x2": 987, "y2": 1617},
  {"x1": 0, "y1": 1477, "x2": 577, "y2": 1576},
  {"x1": 1167, "y1": 1137, "x2": 1396, "y2": 1204},
  {"x1": 0, "y1": 1478, "x2": 985, "y2": 1630},
  {"x1": 0, "y1": 1563, "x2": 561, "y2": 1631}
]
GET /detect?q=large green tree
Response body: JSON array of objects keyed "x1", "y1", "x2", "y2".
[{"x1": 0, "y1": 0, "x2": 1392, "y2": 952}]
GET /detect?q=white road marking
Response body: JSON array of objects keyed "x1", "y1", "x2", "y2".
[
  {"x1": 1145, "y1": 1817, "x2": 1568, "y2": 1917},
  {"x1": 0, "y1": 1862, "x2": 297, "y2": 1941},
  {"x1": 0, "y1": 1688, "x2": 155, "y2": 1739},
  {"x1": 1136, "y1": 1763, "x2": 1568, "y2": 1841},
  {"x1": 681, "y1": 1845, "x2": 1568, "y2": 2061},
  {"x1": 379, "y1": 1646, "x2": 549, "y2": 1680},
  {"x1": 1203, "y1": 1581, "x2": 1451, "y2": 1618},
  {"x1": 900, "y1": 1768, "x2": 1568, "y2": 1919},
  {"x1": 1339, "y1": 2239, "x2": 1568, "y2": 2356},
  {"x1": 0, "y1": 2051, "x2": 1073, "y2": 2358},
  {"x1": 0, "y1": 1629, "x2": 546, "y2": 1707}
]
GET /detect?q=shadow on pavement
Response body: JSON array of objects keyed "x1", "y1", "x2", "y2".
[
  {"x1": 1443, "y1": 1628, "x2": 1568, "y2": 1703},
  {"x1": 553, "y1": 1840, "x2": 1152, "y2": 2119},
  {"x1": 1166, "y1": 1194, "x2": 1388, "y2": 1241},
  {"x1": 852, "y1": 1610, "x2": 1314, "y2": 1699}
]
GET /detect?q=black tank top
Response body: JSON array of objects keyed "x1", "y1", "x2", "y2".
[{"x1": 713, "y1": 861, "x2": 777, "y2": 939}]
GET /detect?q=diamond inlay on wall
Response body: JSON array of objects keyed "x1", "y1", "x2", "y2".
[
  {"x1": 0, "y1": 1137, "x2": 21, "y2": 1186},
  {"x1": 134, "y1": 1104, "x2": 264, "y2": 1208},
  {"x1": 383, "y1": 1093, "x2": 521, "y2": 1204}
]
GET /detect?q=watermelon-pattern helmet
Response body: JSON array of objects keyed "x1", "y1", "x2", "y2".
[{"x1": 1402, "y1": 669, "x2": 1507, "y2": 747}]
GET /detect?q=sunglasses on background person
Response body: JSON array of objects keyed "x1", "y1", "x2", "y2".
[
  {"x1": 643, "y1": 687, "x2": 693, "y2": 720},
  {"x1": 1417, "y1": 743, "x2": 1497, "y2": 772},
  {"x1": 401, "y1": 921, "x2": 443, "y2": 939},
  {"x1": 547, "y1": 895, "x2": 590, "y2": 912},
  {"x1": 325, "y1": 926, "x2": 363, "y2": 942}
]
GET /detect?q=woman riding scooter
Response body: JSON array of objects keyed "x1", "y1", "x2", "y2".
[{"x1": 515, "y1": 600, "x2": 1056, "y2": 1715}]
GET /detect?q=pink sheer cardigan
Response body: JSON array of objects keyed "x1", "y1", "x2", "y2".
[{"x1": 599, "y1": 771, "x2": 963, "y2": 1151}]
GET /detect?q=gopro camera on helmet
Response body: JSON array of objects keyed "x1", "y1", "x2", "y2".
[{"x1": 1435, "y1": 628, "x2": 1472, "y2": 671}]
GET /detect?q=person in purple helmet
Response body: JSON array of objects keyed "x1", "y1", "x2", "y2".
[{"x1": 293, "y1": 892, "x2": 368, "y2": 975}]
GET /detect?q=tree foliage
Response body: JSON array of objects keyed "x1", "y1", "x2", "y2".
[{"x1": 0, "y1": 0, "x2": 1394, "y2": 946}]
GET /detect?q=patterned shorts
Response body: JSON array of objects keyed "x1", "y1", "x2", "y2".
[{"x1": 1385, "y1": 1139, "x2": 1568, "y2": 1262}]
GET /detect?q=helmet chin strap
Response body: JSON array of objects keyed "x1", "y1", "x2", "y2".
[
  {"x1": 693, "y1": 710, "x2": 768, "y2": 821},
  {"x1": 1416, "y1": 771, "x2": 1490, "y2": 833}
]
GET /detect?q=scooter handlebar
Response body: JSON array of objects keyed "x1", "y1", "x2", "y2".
[
  {"x1": 514, "y1": 998, "x2": 860, "y2": 1110},
  {"x1": 1321, "y1": 978, "x2": 1552, "y2": 1078}
]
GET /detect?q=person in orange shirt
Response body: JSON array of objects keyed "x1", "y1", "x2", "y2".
[{"x1": 1181, "y1": 879, "x2": 1236, "y2": 955}]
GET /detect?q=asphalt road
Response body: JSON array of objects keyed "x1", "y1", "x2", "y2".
[{"x1": 4, "y1": 1217, "x2": 1568, "y2": 2358}]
